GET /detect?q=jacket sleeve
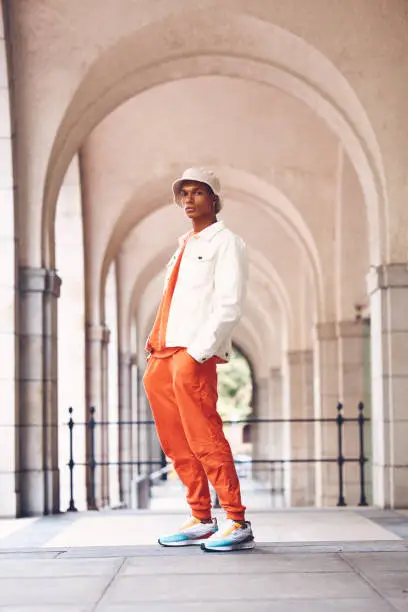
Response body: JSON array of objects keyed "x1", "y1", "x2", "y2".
[{"x1": 187, "y1": 234, "x2": 248, "y2": 362}]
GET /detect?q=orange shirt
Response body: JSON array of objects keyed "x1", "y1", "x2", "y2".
[
  {"x1": 147, "y1": 230, "x2": 226, "y2": 364},
  {"x1": 146, "y1": 235, "x2": 191, "y2": 358}
]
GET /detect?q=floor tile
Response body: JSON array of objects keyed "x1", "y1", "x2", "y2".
[
  {"x1": 359, "y1": 571, "x2": 408, "y2": 600},
  {"x1": 42, "y1": 510, "x2": 401, "y2": 548},
  {"x1": 0, "y1": 577, "x2": 111, "y2": 606},
  {"x1": 0, "y1": 557, "x2": 121, "y2": 578},
  {"x1": 95, "y1": 599, "x2": 392, "y2": 612},
  {"x1": 0, "y1": 607, "x2": 90, "y2": 612},
  {"x1": 343, "y1": 552, "x2": 408, "y2": 573},
  {"x1": 122, "y1": 552, "x2": 349, "y2": 575},
  {"x1": 102, "y1": 572, "x2": 374, "y2": 604}
]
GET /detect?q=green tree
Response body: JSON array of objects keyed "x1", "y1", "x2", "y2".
[{"x1": 217, "y1": 347, "x2": 252, "y2": 421}]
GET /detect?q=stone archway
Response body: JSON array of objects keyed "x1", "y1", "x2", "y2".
[{"x1": 42, "y1": 7, "x2": 384, "y2": 270}]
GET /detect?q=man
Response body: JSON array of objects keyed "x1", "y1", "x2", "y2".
[{"x1": 143, "y1": 167, "x2": 254, "y2": 552}]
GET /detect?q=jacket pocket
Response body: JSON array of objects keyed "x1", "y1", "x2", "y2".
[{"x1": 180, "y1": 251, "x2": 215, "y2": 287}]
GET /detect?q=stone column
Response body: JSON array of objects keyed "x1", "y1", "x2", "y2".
[
  {"x1": 287, "y1": 350, "x2": 314, "y2": 506},
  {"x1": 338, "y1": 320, "x2": 370, "y2": 504},
  {"x1": 85, "y1": 324, "x2": 110, "y2": 508},
  {"x1": 252, "y1": 377, "x2": 271, "y2": 484},
  {"x1": 137, "y1": 366, "x2": 151, "y2": 475},
  {"x1": 0, "y1": 19, "x2": 18, "y2": 517},
  {"x1": 269, "y1": 367, "x2": 285, "y2": 502},
  {"x1": 118, "y1": 352, "x2": 132, "y2": 506},
  {"x1": 314, "y1": 323, "x2": 340, "y2": 506},
  {"x1": 367, "y1": 264, "x2": 408, "y2": 508},
  {"x1": 315, "y1": 321, "x2": 370, "y2": 506},
  {"x1": 19, "y1": 267, "x2": 61, "y2": 516},
  {"x1": 100, "y1": 326, "x2": 111, "y2": 507},
  {"x1": 269, "y1": 368, "x2": 283, "y2": 459},
  {"x1": 129, "y1": 354, "x2": 138, "y2": 481}
]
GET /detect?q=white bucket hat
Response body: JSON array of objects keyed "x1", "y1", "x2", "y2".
[{"x1": 172, "y1": 167, "x2": 223, "y2": 210}]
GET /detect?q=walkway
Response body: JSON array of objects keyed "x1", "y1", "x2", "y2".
[{"x1": 0, "y1": 507, "x2": 407, "y2": 611}]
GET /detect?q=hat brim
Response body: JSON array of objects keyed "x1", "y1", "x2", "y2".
[
  {"x1": 172, "y1": 178, "x2": 184, "y2": 202},
  {"x1": 172, "y1": 178, "x2": 222, "y2": 208}
]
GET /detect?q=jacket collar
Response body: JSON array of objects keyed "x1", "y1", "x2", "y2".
[{"x1": 178, "y1": 221, "x2": 225, "y2": 246}]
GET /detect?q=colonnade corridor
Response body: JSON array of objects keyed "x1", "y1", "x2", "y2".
[{"x1": 1, "y1": 0, "x2": 408, "y2": 609}]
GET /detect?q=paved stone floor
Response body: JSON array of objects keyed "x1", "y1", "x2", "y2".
[{"x1": 0, "y1": 508, "x2": 408, "y2": 611}]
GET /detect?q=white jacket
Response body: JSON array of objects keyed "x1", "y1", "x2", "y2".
[{"x1": 153, "y1": 221, "x2": 248, "y2": 363}]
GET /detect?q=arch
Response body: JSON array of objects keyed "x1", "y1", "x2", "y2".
[
  {"x1": 99, "y1": 171, "x2": 320, "y2": 326},
  {"x1": 42, "y1": 9, "x2": 384, "y2": 268},
  {"x1": 128, "y1": 248, "x2": 290, "y2": 354}
]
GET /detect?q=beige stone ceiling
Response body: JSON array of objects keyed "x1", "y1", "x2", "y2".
[
  {"x1": 78, "y1": 75, "x2": 367, "y2": 364},
  {"x1": 8, "y1": 0, "x2": 408, "y2": 373}
]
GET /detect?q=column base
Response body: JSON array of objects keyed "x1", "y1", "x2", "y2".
[
  {"x1": 291, "y1": 464, "x2": 315, "y2": 506},
  {"x1": 373, "y1": 464, "x2": 408, "y2": 508},
  {"x1": 20, "y1": 468, "x2": 60, "y2": 516},
  {"x1": 0, "y1": 472, "x2": 18, "y2": 517}
]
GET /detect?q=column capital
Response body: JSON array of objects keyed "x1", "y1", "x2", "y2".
[
  {"x1": 86, "y1": 324, "x2": 110, "y2": 344},
  {"x1": 270, "y1": 367, "x2": 282, "y2": 379},
  {"x1": 367, "y1": 263, "x2": 408, "y2": 295},
  {"x1": 129, "y1": 353, "x2": 138, "y2": 366},
  {"x1": 337, "y1": 320, "x2": 369, "y2": 338},
  {"x1": 19, "y1": 267, "x2": 61, "y2": 297},
  {"x1": 316, "y1": 322, "x2": 337, "y2": 341},
  {"x1": 316, "y1": 321, "x2": 367, "y2": 340},
  {"x1": 287, "y1": 349, "x2": 313, "y2": 365}
]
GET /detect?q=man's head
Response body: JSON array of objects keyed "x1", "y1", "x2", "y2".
[{"x1": 172, "y1": 168, "x2": 222, "y2": 221}]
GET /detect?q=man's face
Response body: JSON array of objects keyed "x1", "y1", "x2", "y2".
[{"x1": 179, "y1": 181, "x2": 215, "y2": 220}]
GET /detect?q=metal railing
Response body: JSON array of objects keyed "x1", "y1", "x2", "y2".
[{"x1": 65, "y1": 402, "x2": 369, "y2": 512}]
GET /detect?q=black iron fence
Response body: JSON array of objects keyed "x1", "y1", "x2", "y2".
[{"x1": 65, "y1": 402, "x2": 369, "y2": 512}]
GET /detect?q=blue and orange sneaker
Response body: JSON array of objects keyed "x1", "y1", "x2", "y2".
[
  {"x1": 201, "y1": 519, "x2": 255, "y2": 552},
  {"x1": 158, "y1": 516, "x2": 218, "y2": 547}
]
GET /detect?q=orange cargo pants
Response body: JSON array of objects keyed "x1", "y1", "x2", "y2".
[{"x1": 143, "y1": 349, "x2": 246, "y2": 521}]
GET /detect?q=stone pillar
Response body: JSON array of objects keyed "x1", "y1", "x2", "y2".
[
  {"x1": 314, "y1": 323, "x2": 340, "y2": 506},
  {"x1": 252, "y1": 377, "x2": 271, "y2": 484},
  {"x1": 85, "y1": 324, "x2": 110, "y2": 508},
  {"x1": 101, "y1": 326, "x2": 111, "y2": 507},
  {"x1": 287, "y1": 350, "x2": 314, "y2": 506},
  {"x1": 137, "y1": 366, "x2": 151, "y2": 475},
  {"x1": 338, "y1": 320, "x2": 370, "y2": 504},
  {"x1": 0, "y1": 18, "x2": 18, "y2": 517},
  {"x1": 367, "y1": 264, "x2": 408, "y2": 508},
  {"x1": 269, "y1": 367, "x2": 285, "y2": 503},
  {"x1": 269, "y1": 368, "x2": 283, "y2": 459},
  {"x1": 315, "y1": 321, "x2": 370, "y2": 506},
  {"x1": 118, "y1": 352, "x2": 132, "y2": 506},
  {"x1": 19, "y1": 267, "x2": 61, "y2": 516},
  {"x1": 129, "y1": 354, "x2": 138, "y2": 480}
]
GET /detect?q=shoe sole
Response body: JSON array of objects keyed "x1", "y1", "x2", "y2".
[
  {"x1": 158, "y1": 537, "x2": 214, "y2": 547},
  {"x1": 201, "y1": 536, "x2": 256, "y2": 553}
]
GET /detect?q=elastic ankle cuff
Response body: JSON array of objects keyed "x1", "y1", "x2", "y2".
[
  {"x1": 192, "y1": 511, "x2": 212, "y2": 521},
  {"x1": 227, "y1": 514, "x2": 246, "y2": 522}
]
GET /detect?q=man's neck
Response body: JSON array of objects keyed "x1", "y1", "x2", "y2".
[{"x1": 192, "y1": 217, "x2": 217, "y2": 234}]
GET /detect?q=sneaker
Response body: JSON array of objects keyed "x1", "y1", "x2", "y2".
[
  {"x1": 201, "y1": 519, "x2": 255, "y2": 552},
  {"x1": 158, "y1": 516, "x2": 218, "y2": 547}
]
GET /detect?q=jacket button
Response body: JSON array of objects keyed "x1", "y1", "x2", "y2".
[{"x1": 198, "y1": 256, "x2": 202, "y2": 260}]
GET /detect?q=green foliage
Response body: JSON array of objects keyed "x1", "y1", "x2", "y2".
[{"x1": 217, "y1": 347, "x2": 253, "y2": 420}]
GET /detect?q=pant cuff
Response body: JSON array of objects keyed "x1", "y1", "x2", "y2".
[
  {"x1": 192, "y1": 509, "x2": 212, "y2": 520},
  {"x1": 227, "y1": 513, "x2": 246, "y2": 522}
]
